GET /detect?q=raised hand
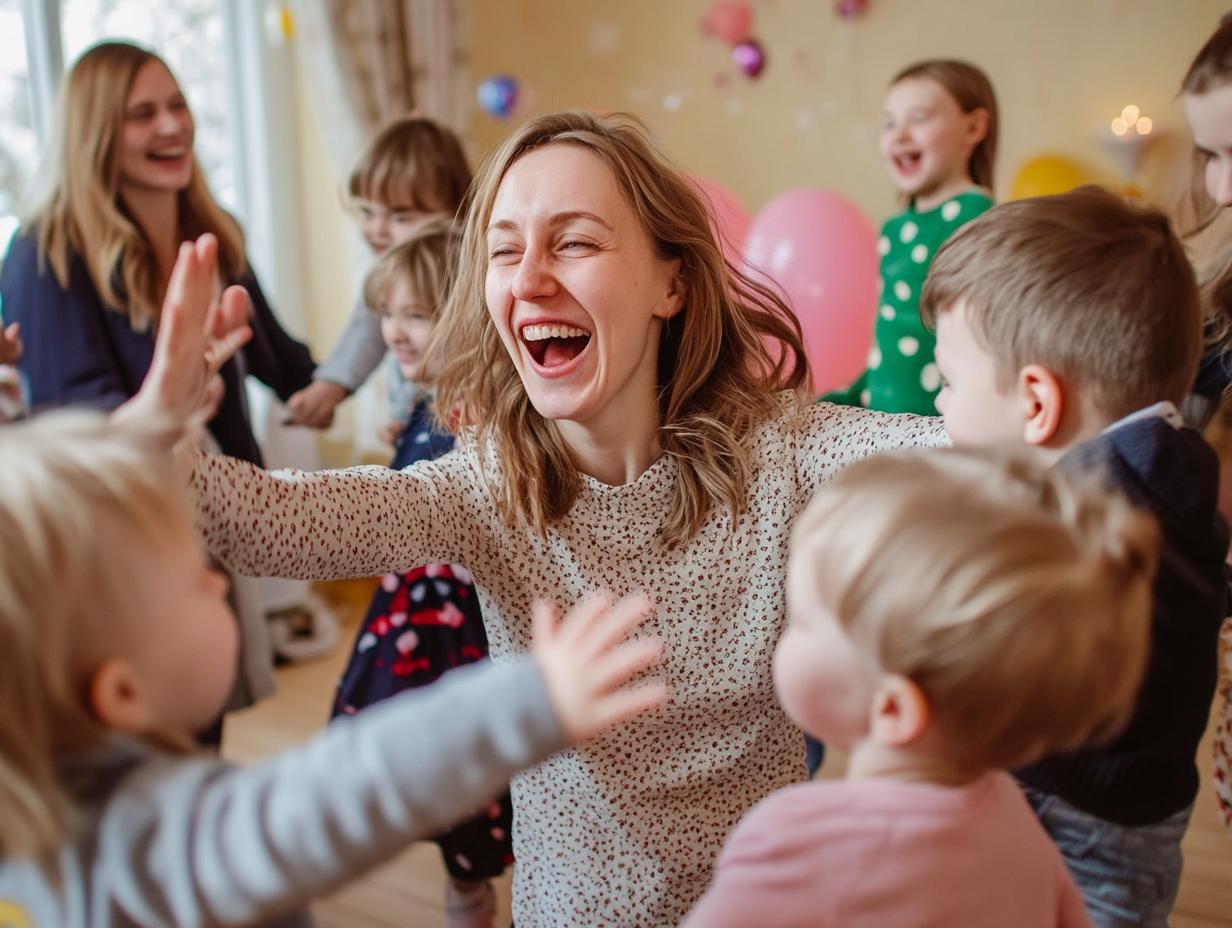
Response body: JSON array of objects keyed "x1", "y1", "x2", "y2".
[
  {"x1": 532, "y1": 592, "x2": 667, "y2": 743},
  {"x1": 118, "y1": 234, "x2": 252, "y2": 429}
]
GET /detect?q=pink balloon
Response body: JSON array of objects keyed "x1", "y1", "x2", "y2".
[
  {"x1": 744, "y1": 189, "x2": 878, "y2": 393},
  {"x1": 688, "y1": 174, "x2": 752, "y2": 266},
  {"x1": 701, "y1": 1, "x2": 754, "y2": 44}
]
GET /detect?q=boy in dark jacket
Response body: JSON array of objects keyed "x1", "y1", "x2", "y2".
[{"x1": 921, "y1": 186, "x2": 1230, "y2": 928}]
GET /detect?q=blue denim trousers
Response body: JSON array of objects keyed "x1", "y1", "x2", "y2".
[{"x1": 1021, "y1": 786, "x2": 1193, "y2": 927}]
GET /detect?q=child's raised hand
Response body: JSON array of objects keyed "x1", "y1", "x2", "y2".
[
  {"x1": 532, "y1": 592, "x2": 667, "y2": 743},
  {"x1": 119, "y1": 235, "x2": 252, "y2": 429}
]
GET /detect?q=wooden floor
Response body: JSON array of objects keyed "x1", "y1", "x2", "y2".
[{"x1": 223, "y1": 579, "x2": 1232, "y2": 927}]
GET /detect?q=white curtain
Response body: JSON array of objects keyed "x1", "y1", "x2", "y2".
[{"x1": 289, "y1": 0, "x2": 472, "y2": 456}]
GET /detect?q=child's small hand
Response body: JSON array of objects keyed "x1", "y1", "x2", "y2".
[
  {"x1": 532, "y1": 592, "x2": 667, "y2": 743},
  {"x1": 286, "y1": 380, "x2": 348, "y2": 429},
  {"x1": 0, "y1": 322, "x2": 22, "y2": 365},
  {"x1": 379, "y1": 418, "x2": 405, "y2": 447}
]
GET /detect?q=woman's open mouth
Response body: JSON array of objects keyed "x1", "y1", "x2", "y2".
[
  {"x1": 521, "y1": 323, "x2": 592, "y2": 371},
  {"x1": 148, "y1": 146, "x2": 187, "y2": 162}
]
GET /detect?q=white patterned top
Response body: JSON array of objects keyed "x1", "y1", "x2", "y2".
[{"x1": 194, "y1": 394, "x2": 947, "y2": 927}]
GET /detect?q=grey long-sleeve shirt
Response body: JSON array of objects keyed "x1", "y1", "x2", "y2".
[
  {"x1": 312, "y1": 296, "x2": 386, "y2": 394},
  {"x1": 0, "y1": 658, "x2": 564, "y2": 928}
]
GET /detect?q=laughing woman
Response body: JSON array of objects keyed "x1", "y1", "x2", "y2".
[
  {"x1": 149, "y1": 110, "x2": 946, "y2": 926},
  {"x1": 0, "y1": 40, "x2": 315, "y2": 466},
  {"x1": 0, "y1": 42, "x2": 316, "y2": 729}
]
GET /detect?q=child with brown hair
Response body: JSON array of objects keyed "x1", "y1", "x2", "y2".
[
  {"x1": 684, "y1": 448, "x2": 1155, "y2": 927},
  {"x1": 329, "y1": 216, "x2": 511, "y2": 927},
  {"x1": 825, "y1": 59, "x2": 997, "y2": 417},
  {"x1": 922, "y1": 185, "x2": 1229, "y2": 927},
  {"x1": 0, "y1": 410, "x2": 664, "y2": 928},
  {"x1": 286, "y1": 116, "x2": 471, "y2": 431}
]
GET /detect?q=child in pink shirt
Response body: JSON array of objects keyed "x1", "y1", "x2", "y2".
[{"x1": 683, "y1": 449, "x2": 1157, "y2": 928}]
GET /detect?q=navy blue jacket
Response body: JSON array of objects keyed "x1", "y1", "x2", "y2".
[
  {"x1": 0, "y1": 231, "x2": 315, "y2": 465},
  {"x1": 1016, "y1": 412, "x2": 1230, "y2": 825}
]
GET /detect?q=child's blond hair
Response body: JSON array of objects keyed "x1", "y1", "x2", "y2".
[
  {"x1": 0, "y1": 412, "x2": 190, "y2": 860},
  {"x1": 791, "y1": 448, "x2": 1157, "y2": 771},
  {"x1": 362, "y1": 214, "x2": 460, "y2": 323},
  {"x1": 920, "y1": 185, "x2": 1201, "y2": 420}
]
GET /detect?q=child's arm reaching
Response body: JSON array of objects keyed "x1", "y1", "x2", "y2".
[
  {"x1": 93, "y1": 594, "x2": 663, "y2": 927},
  {"x1": 286, "y1": 296, "x2": 386, "y2": 428}
]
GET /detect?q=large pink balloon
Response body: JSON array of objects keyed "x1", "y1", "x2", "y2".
[
  {"x1": 744, "y1": 189, "x2": 878, "y2": 393},
  {"x1": 688, "y1": 174, "x2": 752, "y2": 266}
]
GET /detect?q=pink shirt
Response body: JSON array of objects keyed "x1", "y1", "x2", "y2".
[{"x1": 682, "y1": 771, "x2": 1091, "y2": 928}]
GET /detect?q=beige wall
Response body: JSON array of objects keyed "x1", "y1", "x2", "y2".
[
  {"x1": 468, "y1": 0, "x2": 1224, "y2": 218},
  {"x1": 292, "y1": 0, "x2": 1227, "y2": 458}
]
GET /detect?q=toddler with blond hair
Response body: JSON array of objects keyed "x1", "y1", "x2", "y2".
[
  {"x1": 0, "y1": 412, "x2": 664, "y2": 927},
  {"x1": 684, "y1": 448, "x2": 1154, "y2": 927}
]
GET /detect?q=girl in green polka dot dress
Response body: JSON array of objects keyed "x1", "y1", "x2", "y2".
[{"x1": 827, "y1": 60, "x2": 998, "y2": 415}]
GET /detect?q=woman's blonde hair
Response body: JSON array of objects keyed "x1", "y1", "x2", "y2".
[
  {"x1": 0, "y1": 412, "x2": 191, "y2": 861},
  {"x1": 891, "y1": 59, "x2": 998, "y2": 192},
  {"x1": 30, "y1": 41, "x2": 246, "y2": 332},
  {"x1": 1181, "y1": 16, "x2": 1232, "y2": 356},
  {"x1": 362, "y1": 214, "x2": 460, "y2": 323},
  {"x1": 792, "y1": 448, "x2": 1157, "y2": 771},
  {"x1": 431, "y1": 110, "x2": 809, "y2": 548},
  {"x1": 348, "y1": 116, "x2": 472, "y2": 216}
]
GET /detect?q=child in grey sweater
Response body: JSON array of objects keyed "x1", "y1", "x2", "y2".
[{"x1": 0, "y1": 412, "x2": 666, "y2": 928}]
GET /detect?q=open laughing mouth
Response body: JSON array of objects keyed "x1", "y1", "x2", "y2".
[
  {"x1": 520, "y1": 323, "x2": 592, "y2": 371},
  {"x1": 893, "y1": 151, "x2": 922, "y2": 175},
  {"x1": 148, "y1": 146, "x2": 188, "y2": 165}
]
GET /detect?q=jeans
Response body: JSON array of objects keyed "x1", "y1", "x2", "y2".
[
  {"x1": 1021, "y1": 786, "x2": 1192, "y2": 927},
  {"x1": 805, "y1": 734, "x2": 825, "y2": 776}
]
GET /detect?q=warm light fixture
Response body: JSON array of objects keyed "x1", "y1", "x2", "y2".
[{"x1": 1099, "y1": 104, "x2": 1158, "y2": 187}]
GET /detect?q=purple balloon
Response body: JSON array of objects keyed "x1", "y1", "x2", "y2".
[
  {"x1": 731, "y1": 39, "x2": 766, "y2": 79},
  {"x1": 478, "y1": 75, "x2": 519, "y2": 118},
  {"x1": 836, "y1": 0, "x2": 870, "y2": 19}
]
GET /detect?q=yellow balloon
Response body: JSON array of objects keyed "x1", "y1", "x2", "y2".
[{"x1": 1010, "y1": 155, "x2": 1088, "y2": 201}]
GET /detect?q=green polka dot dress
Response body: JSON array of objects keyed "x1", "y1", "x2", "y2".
[{"x1": 825, "y1": 190, "x2": 994, "y2": 414}]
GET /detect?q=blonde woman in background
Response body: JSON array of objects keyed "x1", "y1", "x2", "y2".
[{"x1": 0, "y1": 41, "x2": 318, "y2": 737}]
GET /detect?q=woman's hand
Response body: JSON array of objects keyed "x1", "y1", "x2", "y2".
[
  {"x1": 532, "y1": 592, "x2": 667, "y2": 743},
  {"x1": 117, "y1": 234, "x2": 252, "y2": 430},
  {"x1": 0, "y1": 322, "x2": 22, "y2": 365}
]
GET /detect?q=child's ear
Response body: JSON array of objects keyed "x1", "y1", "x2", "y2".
[
  {"x1": 87, "y1": 659, "x2": 151, "y2": 734},
  {"x1": 868, "y1": 675, "x2": 929, "y2": 747},
  {"x1": 654, "y1": 259, "x2": 686, "y2": 320},
  {"x1": 964, "y1": 107, "x2": 991, "y2": 148},
  {"x1": 1018, "y1": 364, "x2": 1064, "y2": 446}
]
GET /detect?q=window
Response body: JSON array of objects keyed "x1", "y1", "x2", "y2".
[
  {"x1": 0, "y1": 0, "x2": 38, "y2": 253},
  {"x1": 0, "y1": 0, "x2": 304, "y2": 328},
  {"x1": 60, "y1": 0, "x2": 237, "y2": 210}
]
